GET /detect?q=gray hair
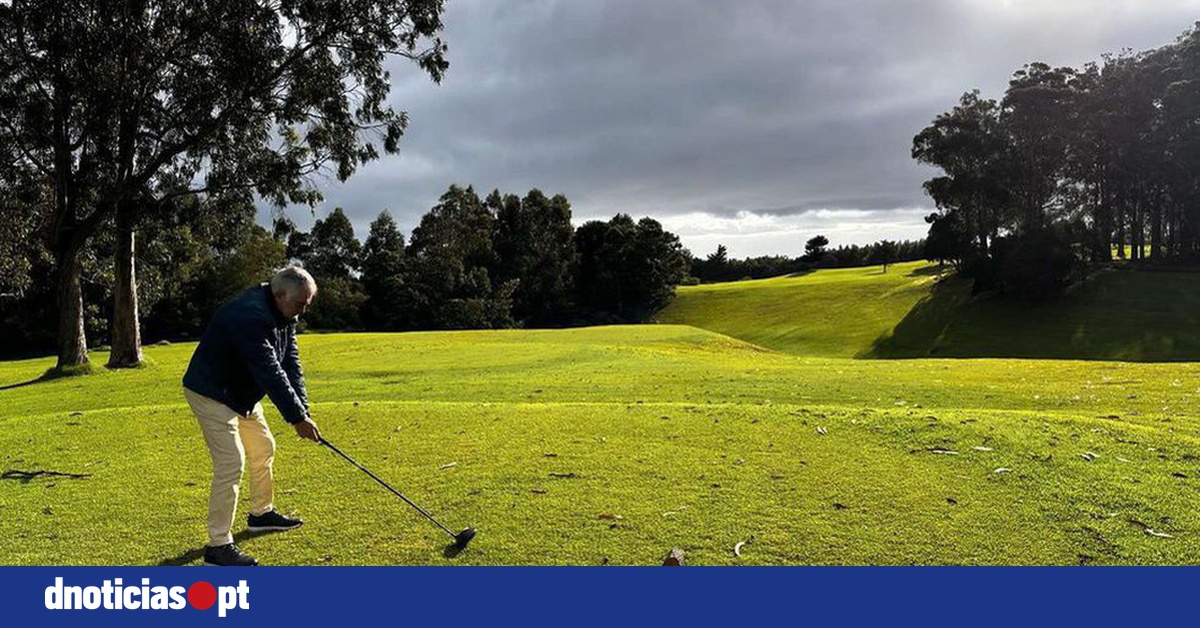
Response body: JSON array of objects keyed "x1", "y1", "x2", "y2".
[{"x1": 270, "y1": 265, "x2": 318, "y2": 298}]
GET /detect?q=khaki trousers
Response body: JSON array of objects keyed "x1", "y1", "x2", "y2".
[{"x1": 183, "y1": 387, "x2": 276, "y2": 546}]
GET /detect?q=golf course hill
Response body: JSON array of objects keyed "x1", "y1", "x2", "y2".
[{"x1": 659, "y1": 260, "x2": 1200, "y2": 362}]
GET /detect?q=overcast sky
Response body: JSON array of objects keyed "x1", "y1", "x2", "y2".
[{"x1": 266, "y1": 0, "x2": 1200, "y2": 258}]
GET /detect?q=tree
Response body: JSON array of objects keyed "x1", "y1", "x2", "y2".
[
  {"x1": 923, "y1": 212, "x2": 972, "y2": 270},
  {"x1": 868, "y1": 240, "x2": 898, "y2": 273},
  {"x1": 406, "y1": 185, "x2": 512, "y2": 329},
  {"x1": 361, "y1": 211, "x2": 408, "y2": 330},
  {"x1": 0, "y1": 0, "x2": 449, "y2": 370},
  {"x1": 803, "y1": 235, "x2": 829, "y2": 261},
  {"x1": 492, "y1": 188, "x2": 576, "y2": 325},
  {"x1": 574, "y1": 214, "x2": 688, "y2": 322},
  {"x1": 913, "y1": 90, "x2": 1012, "y2": 257},
  {"x1": 304, "y1": 208, "x2": 362, "y2": 280}
]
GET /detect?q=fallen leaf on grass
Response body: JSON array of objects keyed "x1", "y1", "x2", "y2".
[
  {"x1": 946, "y1": 498, "x2": 958, "y2": 505},
  {"x1": 972, "y1": 446, "x2": 994, "y2": 452},
  {"x1": 929, "y1": 448, "x2": 959, "y2": 455},
  {"x1": 439, "y1": 462, "x2": 458, "y2": 470},
  {"x1": 993, "y1": 468, "x2": 1012, "y2": 474},
  {"x1": 1080, "y1": 452, "x2": 1099, "y2": 462},
  {"x1": 1173, "y1": 472, "x2": 1189, "y2": 479},
  {"x1": 816, "y1": 427, "x2": 827, "y2": 435},
  {"x1": 1146, "y1": 529, "x2": 1174, "y2": 539},
  {"x1": 662, "y1": 511, "x2": 679, "y2": 517}
]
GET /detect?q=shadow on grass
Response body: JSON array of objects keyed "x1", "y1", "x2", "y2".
[
  {"x1": 0, "y1": 378, "x2": 43, "y2": 391},
  {"x1": 862, "y1": 269, "x2": 1200, "y2": 361},
  {"x1": 442, "y1": 541, "x2": 467, "y2": 559},
  {"x1": 0, "y1": 363, "x2": 96, "y2": 391},
  {"x1": 907, "y1": 264, "x2": 948, "y2": 278},
  {"x1": 156, "y1": 529, "x2": 274, "y2": 566},
  {"x1": 1, "y1": 469, "x2": 91, "y2": 483}
]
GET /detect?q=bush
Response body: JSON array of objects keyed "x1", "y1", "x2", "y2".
[{"x1": 996, "y1": 230, "x2": 1078, "y2": 301}]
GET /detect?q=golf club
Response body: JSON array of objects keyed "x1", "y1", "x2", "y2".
[{"x1": 318, "y1": 436, "x2": 477, "y2": 550}]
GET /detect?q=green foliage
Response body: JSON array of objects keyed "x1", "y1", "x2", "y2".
[
  {"x1": 304, "y1": 276, "x2": 367, "y2": 331},
  {"x1": 803, "y1": 235, "x2": 829, "y2": 261},
  {"x1": 0, "y1": 0, "x2": 449, "y2": 366},
  {"x1": 361, "y1": 211, "x2": 408, "y2": 331},
  {"x1": 303, "y1": 208, "x2": 363, "y2": 280},
  {"x1": 491, "y1": 189, "x2": 576, "y2": 326},
  {"x1": 404, "y1": 186, "x2": 513, "y2": 329},
  {"x1": 916, "y1": 22, "x2": 1200, "y2": 297},
  {"x1": 575, "y1": 214, "x2": 689, "y2": 323},
  {"x1": 994, "y1": 230, "x2": 1078, "y2": 301}
]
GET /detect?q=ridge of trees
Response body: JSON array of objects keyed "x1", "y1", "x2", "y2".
[
  {"x1": 689, "y1": 238, "x2": 925, "y2": 283},
  {"x1": 915, "y1": 22, "x2": 1200, "y2": 299}
]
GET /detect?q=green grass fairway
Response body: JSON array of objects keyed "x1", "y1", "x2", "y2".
[
  {"x1": 3, "y1": 327, "x2": 1200, "y2": 565},
  {"x1": 661, "y1": 262, "x2": 1200, "y2": 361}
]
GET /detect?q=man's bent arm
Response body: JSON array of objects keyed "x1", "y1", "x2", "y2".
[
  {"x1": 232, "y1": 321, "x2": 309, "y2": 425},
  {"x1": 281, "y1": 325, "x2": 309, "y2": 413}
]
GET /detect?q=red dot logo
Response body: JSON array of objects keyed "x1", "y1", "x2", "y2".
[{"x1": 188, "y1": 581, "x2": 217, "y2": 610}]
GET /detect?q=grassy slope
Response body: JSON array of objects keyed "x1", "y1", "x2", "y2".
[
  {"x1": 3, "y1": 328, "x2": 1200, "y2": 565},
  {"x1": 660, "y1": 262, "x2": 939, "y2": 358},
  {"x1": 661, "y1": 262, "x2": 1200, "y2": 361}
]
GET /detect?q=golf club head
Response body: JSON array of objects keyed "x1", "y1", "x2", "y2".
[{"x1": 454, "y1": 527, "x2": 477, "y2": 549}]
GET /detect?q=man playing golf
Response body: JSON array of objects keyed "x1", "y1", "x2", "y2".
[{"x1": 182, "y1": 266, "x2": 322, "y2": 566}]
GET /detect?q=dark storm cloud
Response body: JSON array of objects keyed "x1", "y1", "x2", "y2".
[{"x1": 274, "y1": 0, "x2": 1200, "y2": 254}]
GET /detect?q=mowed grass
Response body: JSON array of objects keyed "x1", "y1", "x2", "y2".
[
  {"x1": 3, "y1": 327, "x2": 1200, "y2": 565},
  {"x1": 661, "y1": 261, "x2": 1200, "y2": 361},
  {"x1": 660, "y1": 262, "x2": 939, "y2": 358}
]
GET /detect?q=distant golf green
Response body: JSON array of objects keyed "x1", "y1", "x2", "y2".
[{"x1": 2, "y1": 323, "x2": 1200, "y2": 565}]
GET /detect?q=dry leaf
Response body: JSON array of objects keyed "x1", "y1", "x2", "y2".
[
  {"x1": 733, "y1": 536, "x2": 755, "y2": 557},
  {"x1": 929, "y1": 448, "x2": 959, "y2": 455},
  {"x1": 1080, "y1": 452, "x2": 1098, "y2": 462},
  {"x1": 439, "y1": 462, "x2": 458, "y2": 470},
  {"x1": 993, "y1": 468, "x2": 1012, "y2": 474},
  {"x1": 817, "y1": 426, "x2": 827, "y2": 435},
  {"x1": 972, "y1": 446, "x2": 994, "y2": 452}
]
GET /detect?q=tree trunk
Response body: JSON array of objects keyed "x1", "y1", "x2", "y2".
[
  {"x1": 108, "y1": 201, "x2": 142, "y2": 368},
  {"x1": 1150, "y1": 189, "x2": 1163, "y2": 260},
  {"x1": 1116, "y1": 198, "x2": 1126, "y2": 260},
  {"x1": 54, "y1": 242, "x2": 89, "y2": 371}
]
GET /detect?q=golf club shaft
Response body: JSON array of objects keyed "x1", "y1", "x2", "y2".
[{"x1": 319, "y1": 437, "x2": 458, "y2": 538}]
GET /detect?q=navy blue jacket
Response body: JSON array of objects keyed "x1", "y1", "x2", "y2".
[{"x1": 183, "y1": 284, "x2": 310, "y2": 424}]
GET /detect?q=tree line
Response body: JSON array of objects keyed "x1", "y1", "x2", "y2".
[
  {"x1": 689, "y1": 237, "x2": 925, "y2": 283},
  {"x1": 0, "y1": 184, "x2": 691, "y2": 358},
  {"x1": 280, "y1": 185, "x2": 690, "y2": 331},
  {"x1": 915, "y1": 22, "x2": 1200, "y2": 299}
]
